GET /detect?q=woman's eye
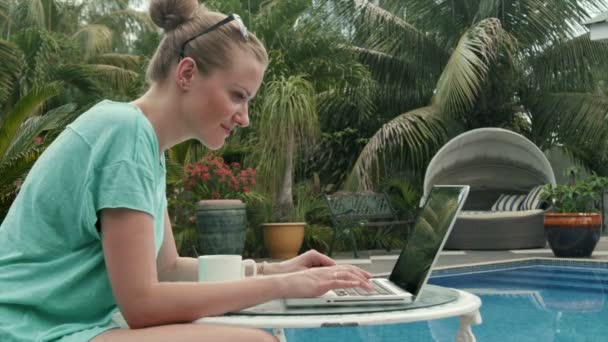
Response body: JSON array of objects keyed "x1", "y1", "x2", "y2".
[{"x1": 232, "y1": 92, "x2": 247, "y2": 101}]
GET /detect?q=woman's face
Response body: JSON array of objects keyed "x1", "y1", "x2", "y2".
[{"x1": 181, "y1": 48, "x2": 266, "y2": 150}]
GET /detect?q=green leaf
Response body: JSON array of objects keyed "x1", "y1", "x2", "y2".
[
  {"x1": 71, "y1": 24, "x2": 113, "y2": 58},
  {"x1": 529, "y1": 33, "x2": 608, "y2": 93},
  {"x1": 432, "y1": 18, "x2": 503, "y2": 117},
  {"x1": 527, "y1": 92, "x2": 608, "y2": 152},
  {"x1": 2, "y1": 103, "x2": 76, "y2": 163},
  {"x1": 87, "y1": 53, "x2": 142, "y2": 71},
  {"x1": 345, "y1": 106, "x2": 450, "y2": 191},
  {"x1": 0, "y1": 147, "x2": 42, "y2": 190},
  {"x1": 0, "y1": 82, "x2": 62, "y2": 160},
  {"x1": 0, "y1": 39, "x2": 24, "y2": 106}
]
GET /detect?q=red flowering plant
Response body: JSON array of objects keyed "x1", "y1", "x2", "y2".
[{"x1": 183, "y1": 154, "x2": 257, "y2": 201}]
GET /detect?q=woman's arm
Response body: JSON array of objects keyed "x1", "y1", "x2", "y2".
[
  {"x1": 102, "y1": 208, "x2": 283, "y2": 328},
  {"x1": 154, "y1": 210, "x2": 338, "y2": 281},
  {"x1": 102, "y1": 208, "x2": 371, "y2": 329},
  {"x1": 155, "y1": 210, "x2": 198, "y2": 282}
]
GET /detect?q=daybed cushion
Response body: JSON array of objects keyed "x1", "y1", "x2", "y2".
[
  {"x1": 459, "y1": 209, "x2": 544, "y2": 219},
  {"x1": 521, "y1": 185, "x2": 546, "y2": 210},
  {"x1": 491, "y1": 194, "x2": 526, "y2": 211}
]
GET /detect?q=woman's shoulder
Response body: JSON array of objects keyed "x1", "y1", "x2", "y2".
[
  {"x1": 70, "y1": 100, "x2": 147, "y2": 136},
  {"x1": 68, "y1": 100, "x2": 159, "y2": 163}
]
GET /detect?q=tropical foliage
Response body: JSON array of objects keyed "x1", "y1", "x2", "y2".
[
  {"x1": 317, "y1": 0, "x2": 608, "y2": 190},
  {"x1": 0, "y1": 0, "x2": 154, "y2": 221},
  {"x1": 3, "y1": 0, "x2": 608, "y2": 254},
  {"x1": 207, "y1": 0, "x2": 377, "y2": 222},
  {"x1": 542, "y1": 167, "x2": 608, "y2": 213}
]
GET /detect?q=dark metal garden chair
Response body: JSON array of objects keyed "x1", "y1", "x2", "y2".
[{"x1": 324, "y1": 191, "x2": 406, "y2": 258}]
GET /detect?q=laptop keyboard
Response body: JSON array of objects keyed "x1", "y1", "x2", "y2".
[{"x1": 334, "y1": 280, "x2": 395, "y2": 296}]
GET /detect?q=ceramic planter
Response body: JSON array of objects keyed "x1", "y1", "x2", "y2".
[
  {"x1": 544, "y1": 213, "x2": 602, "y2": 257},
  {"x1": 196, "y1": 199, "x2": 247, "y2": 255}
]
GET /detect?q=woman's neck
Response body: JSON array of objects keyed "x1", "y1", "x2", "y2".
[{"x1": 131, "y1": 83, "x2": 191, "y2": 155}]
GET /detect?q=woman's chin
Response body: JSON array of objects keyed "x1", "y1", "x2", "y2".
[{"x1": 198, "y1": 138, "x2": 225, "y2": 151}]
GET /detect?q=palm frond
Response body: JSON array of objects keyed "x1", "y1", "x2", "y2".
[
  {"x1": 317, "y1": 84, "x2": 376, "y2": 130},
  {"x1": 505, "y1": 0, "x2": 605, "y2": 48},
  {"x1": 345, "y1": 106, "x2": 451, "y2": 191},
  {"x1": 0, "y1": 39, "x2": 24, "y2": 106},
  {"x1": 0, "y1": 0, "x2": 11, "y2": 25},
  {"x1": 346, "y1": 46, "x2": 436, "y2": 111},
  {"x1": 432, "y1": 18, "x2": 503, "y2": 118},
  {"x1": 0, "y1": 82, "x2": 62, "y2": 160},
  {"x1": 85, "y1": 64, "x2": 139, "y2": 93},
  {"x1": 71, "y1": 24, "x2": 113, "y2": 58},
  {"x1": 0, "y1": 147, "x2": 42, "y2": 190},
  {"x1": 93, "y1": 9, "x2": 156, "y2": 32},
  {"x1": 25, "y1": 0, "x2": 46, "y2": 28},
  {"x1": 2, "y1": 103, "x2": 76, "y2": 163},
  {"x1": 390, "y1": 0, "x2": 472, "y2": 46},
  {"x1": 13, "y1": 28, "x2": 60, "y2": 88},
  {"x1": 336, "y1": 0, "x2": 448, "y2": 68},
  {"x1": 256, "y1": 75, "x2": 319, "y2": 197},
  {"x1": 474, "y1": 0, "x2": 504, "y2": 21},
  {"x1": 258, "y1": 75, "x2": 319, "y2": 152},
  {"x1": 49, "y1": 64, "x2": 101, "y2": 95},
  {"x1": 87, "y1": 53, "x2": 142, "y2": 71},
  {"x1": 527, "y1": 92, "x2": 608, "y2": 152},
  {"x1": 529, "y1": 33, "x2": 608, "y2": 93},
  {"x1": 166, "y1": 151, "x2": 185, "y2": 186}
]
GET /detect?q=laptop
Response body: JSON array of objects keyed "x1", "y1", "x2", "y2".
[{"x1": 285, "y1": 185, "x2": 469, "y2": 307}]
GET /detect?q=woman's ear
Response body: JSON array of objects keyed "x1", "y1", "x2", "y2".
[{"x1": 176, "y1": 57, "x2": 197, "y2": 90}]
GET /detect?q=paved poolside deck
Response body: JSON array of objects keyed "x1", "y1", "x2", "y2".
[{"x1": 330, "y1": 236, "x2": 608, "y2": 275}]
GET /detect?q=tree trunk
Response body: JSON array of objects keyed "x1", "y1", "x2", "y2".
[{"x1": 277, "y1": 133, "x2": 295, "y2": 221}]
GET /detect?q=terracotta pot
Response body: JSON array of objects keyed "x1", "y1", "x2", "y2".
[
  {"x1": 262, "y1": 222, "x2": 305, "y2": 260},
  {"x1": 544, "y1": 213, "x2": 602, "y2": 258}
]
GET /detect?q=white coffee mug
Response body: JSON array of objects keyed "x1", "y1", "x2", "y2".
[{"x1": 197, "y1": 255, "x2": 257, "y2": 283}]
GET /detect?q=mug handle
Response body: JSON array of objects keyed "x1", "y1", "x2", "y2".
[{"x1": 242, "y1": 259, "x2": 257, "y2": 278}]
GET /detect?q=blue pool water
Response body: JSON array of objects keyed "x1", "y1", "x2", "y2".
[{"x1": 286, "y1": 263, "x2": 608, "y2": 341}]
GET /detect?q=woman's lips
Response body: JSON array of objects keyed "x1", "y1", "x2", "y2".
[{"x1": 221, "y1": 125, "x2": 233, "y2": 136}]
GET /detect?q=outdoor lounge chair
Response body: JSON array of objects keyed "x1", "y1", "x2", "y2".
[{"x1": 421, "y1": 128, "x2": 556, "y2": 250}]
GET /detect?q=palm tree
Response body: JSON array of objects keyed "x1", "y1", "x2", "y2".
[
  {"x1": 256, "y1": 75, "x2": 319, "y2": 221},
  {"x1": 0, "y1": 0, "x2": 155, "y2": 220},
  {"x1": 0, "y1": 0, "x2": 152, "y2": 105},
  {"x1": 324, "y1": 0, "x2": 608, "y2": 190}
]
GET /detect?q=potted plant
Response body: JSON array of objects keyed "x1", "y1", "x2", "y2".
[
  {"x1": 254, "y1": 76, "x2": 320, "y2": 259},
  {"x1": 541, "y1": 168, "x2": 608, "y2": 257},
  {"x1": 183, "y1": 154, "x2": 263, "y2": 256},
  {"x1": 260, "y1": 182, "x2": 321, "y2": 260}
]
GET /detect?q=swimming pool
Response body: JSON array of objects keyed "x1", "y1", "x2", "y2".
[{"x1": 285, "y1": 259, "x2": 608, "y2": 341}]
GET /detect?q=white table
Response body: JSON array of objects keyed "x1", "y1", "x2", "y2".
[{"x1": 195, "y1": 287, "x2": 482, "y2": 342}]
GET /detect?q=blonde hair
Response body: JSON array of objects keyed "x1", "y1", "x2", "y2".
[{"x1": 147, "y1": 0, "x2": 268, "y2": 83}]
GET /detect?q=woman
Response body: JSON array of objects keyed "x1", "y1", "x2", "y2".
[{"x1": 0, "y1": 0, "x2": 372, "y2": 341}]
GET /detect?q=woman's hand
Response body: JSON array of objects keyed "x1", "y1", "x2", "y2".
[
  {"x1": 277, "y1": 264, "x2": 373, "y2": 298},
  {"x1": 266, "y1": 250, "x2": 354, "y2": 275}
]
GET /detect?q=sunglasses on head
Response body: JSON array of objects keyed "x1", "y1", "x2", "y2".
[{"x1": 178, "y1": 13, "x2": 249, "y2": 62}]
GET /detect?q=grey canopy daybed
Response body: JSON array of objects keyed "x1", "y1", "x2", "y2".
[{"x1": 422, "y1": 128, "x2": 556, "y2": 250}]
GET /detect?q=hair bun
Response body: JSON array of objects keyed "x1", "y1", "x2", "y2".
[{"x1": 149, "y1": 0, "x2": 200, "y2": 32}]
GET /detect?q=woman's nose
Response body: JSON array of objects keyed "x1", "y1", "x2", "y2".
[{"x1": 234, "y1": 104, "x2": 250, "y2": 128}]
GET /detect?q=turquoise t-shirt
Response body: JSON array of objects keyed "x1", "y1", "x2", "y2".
[{"x1": 0, "y1": 100, "x2": 167, "y2": 341}]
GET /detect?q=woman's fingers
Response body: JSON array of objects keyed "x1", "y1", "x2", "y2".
[
  {"x1": 309, "y1": 250, "x2": 337, "y2": 267},
  {"x1": 336, "y1": 264, "x2": 373, "y2": 280},
  {"x1": 330, "y1": 268, "x2": 372, "y2": 290}
]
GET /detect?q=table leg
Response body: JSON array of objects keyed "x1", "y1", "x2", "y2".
[
  {"x1": 455, "y1": 310, "x2": 482, "y2": 342},
  {"x1": 273, "y1": 328, "x2": 287, "y2": 342}
]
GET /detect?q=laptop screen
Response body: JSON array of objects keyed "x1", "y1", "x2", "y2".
[{"x1": 388, "y1": 185, "x2": 469, "y2": 296}]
